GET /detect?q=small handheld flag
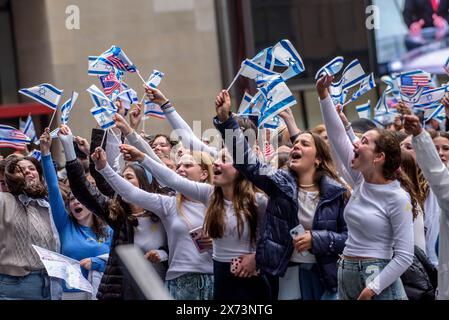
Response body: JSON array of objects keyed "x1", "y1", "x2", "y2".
[
  {"x1": 93, "y1": 45, "x2": 137, "y2": 73},
  {"x1": 356, "y1": 101, "x2": 371, "y2": 119},
  {"x1": 315, "y1": 56, "x2": 344, "y2": 80},
  {"x1": 115, "y1": 89, "x2": 138, "y2": 110},
  {"x1": 145, "y1": 70, "x2": 165, "y2": 89},
  {"x1": 87, "y1": 85, "x2": 116, "y2": 112},
  {"x1": 90, "y1": 106, "x2": 116, "y2": 130},
  {"x1": 271, "y1": 39, "x2": 305, "y2": 80},
  {"x1": 88, "y1": 56, "x2": 113, "y2": 76},
  {"x1": 60, "y1": 91, "x2": 79, "y2": 125},
  {"x1": 19, "y1": 114, "x2": 37, "y2": 143},
  {"x1": 99, "y1": 70, "x2": 122, "y2": 96},
  {"x1": 0, "y1": 124, "x2": 31, "y2": 150},
  {"x1": 19, "y1": 83, "x2": 63, "y2": 111}
]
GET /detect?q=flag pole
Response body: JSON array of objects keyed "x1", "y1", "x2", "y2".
[
  {"x1": 100, "y1": 129, "x2": 107, "y2": 149},
  {"x1": 109, "y1": 128, "x2": 122, "y2": 145},
  {"x1": 226, "y1": 73, "x2": 240, "y2": 92},
  {"x1": 48, "y1": 109, "x2": 58, "y2": 129},
  {"x1": 136, "y1": 70, "x2": 147, "y2": 85}
]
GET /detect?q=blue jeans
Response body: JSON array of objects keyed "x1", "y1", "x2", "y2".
[
  {"x1": 279, "y1": 264, "x2": 337, "y2": 300},
  {"x1": 337, "y1": 258, "x2": 408, "y2": 300},
  {"x1": 0, "y1": 271, "x2": 51, "y2": 300},
  {"x1": 166, "y1": 273, "x2": 214, "y2": 300}
]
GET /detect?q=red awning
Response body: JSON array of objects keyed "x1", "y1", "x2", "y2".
[{"x1": 0, "y1": 103, "x2": 53, "y2": 119}]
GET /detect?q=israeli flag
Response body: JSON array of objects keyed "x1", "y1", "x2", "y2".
[
  {"x1": 315, "y1": 56, "x2": 344, "y2": 80},
  {"x1": 356, "y1": 101, "x2": 371, "y2": 119},
  {"x1": 381, "y1": 74, "x2": 400, "y2": 98},
  {"x1": 90, "y1": 106, "x2": 116, "y2": 130},
  {"x1": 145, "y1": 70, "x2": 164, "y2": 88},
  {"x1": 349, "y1": 73, "x2": 376, "y2": 103},
  {"x1": 19, "y1": 114, "x2": 37, "y2": 143},
  {"x1": 88, "y1": 56, "x2": 112, "y2": 76},
  {"x1": 115, "y1": 89, "x2": 138, "y2": 110},
  {"x1": 264, "y1": 115, "x2": 284, "y2": 130},
  {"x1": 29, "y1": 149, "x2": 42, "y2": 162},
  {"x1": 19, "y1": 83, "x2": 63, "y2": 111},
  {"x1": 251, "y1": 47, "x2": 275, "y2": 70},
  {"x1": 239, "y1": 59, "x2": 280, "y2": 87},
  {"x1": 329, "y1": 60, "x2": 366, "y2": 97},
  {"x1": 331, "y1": 89, "x2": 348, "y2": 106},
  {"x1": 424, "y1": 104, "x2": 446, "y2": 123},
  {"x1": 34, "y1": 128, "x2": 60, "y2": 146},
  {"x1": 272, "y1": 39, "x2": 305, "y2": 80},
  {"x1": 87, "y1": 85, "x2": 116, "y2": 112},
  {"x1": 237, "y1": 92, "x2": 253, "y2": 115},
  {"x1": 258, "y1": 77, "x2": 296, "y2": 128},
  {"x1": 412, "y1": 86, "x2": 448, "y2": 110},
  {"x1": 60, "y1": 91, "x2": 79, "y2": 125},
  {"x1": 144, "y1": 100, "x2": 166, "y2": 120}
]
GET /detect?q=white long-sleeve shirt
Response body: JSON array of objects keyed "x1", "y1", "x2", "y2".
[
  {"x1": 162, "y1": 104, "x2": 218, "y2": 157},
  {"x1": 139, "y1": 154, "x2": 268, "y2": 263},
  {"x1": 412, "y1": 130, "x2": 449, "y2": 300},
  {"x1": 320, "y1": 95, "x2": 414, "y2": 295},
  {"x1": 424, "y1": 190, "x2": 441, "y2": 266},
  {"x1": 98, "y1": 164, "x2": 212, "y2": 280}
]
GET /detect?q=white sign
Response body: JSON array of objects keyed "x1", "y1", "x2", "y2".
[{"x1": 32, "y1": 245, "x2": 93, "y2": 293}]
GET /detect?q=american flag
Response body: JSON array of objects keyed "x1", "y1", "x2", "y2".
[
  {"x1": 99, "y1": 71, "x2": 121, "y2": 96},
  {"x1": 264, "y1": 142, "x2": 275, "y2": 159},
  {"x1": 0, "y1": 124, "x2": 31, "y2": 150},
  {"x1": 400, "y1": 74, "x2": 431, "y2": 96}
]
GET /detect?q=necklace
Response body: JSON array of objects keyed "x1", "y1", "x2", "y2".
[{"x1": 299, "y1": 183, "x2": 316, "y2": 188}]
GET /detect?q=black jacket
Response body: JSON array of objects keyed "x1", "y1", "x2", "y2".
[{"x1": 401, "y1": 245, "x2": 437, "y2": 300}]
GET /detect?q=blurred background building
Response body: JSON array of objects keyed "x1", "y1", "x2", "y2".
[{"x1": 0, "y1": 0, "x2": 379, "y2": 157}]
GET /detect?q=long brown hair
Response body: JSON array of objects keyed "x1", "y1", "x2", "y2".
[
  {"x1": 400, "y1": 151, "x2": 425, "y2": 217},
  {"x1": 4, "y1": 155, "x2": 48, "y2": 198},
  {"x1": 203, "y1": 167, "x2": 259, "y2": 245},
  {"x1": 292, "y1": 132, "x2": 351, "y2": 199},
  {"x1": 373, "y1": 128, "x2": 419, "y2": 219},
  {"x1": 108, "y1": 162, "x2": 165, "y2": 224}
]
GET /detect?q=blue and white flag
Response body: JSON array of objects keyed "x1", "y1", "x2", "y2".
[
  {"x1": 329, "y1": 60, "x2": 366, "y2": 97},
  {"x1": 29, "y1": 149, "x2": 42, "y2": 161},
  {"x1": 373, "y1": 110, "x2": 397, "y2": 127},
  {"x1": 87, "y1": 85, "x2": 116, "y2": 112},
  {"x1": 237, "y1": 92, "x2": 253, "y2": 115},
  {"x1": 19, "y1": 114, "x2": 37, "y2": 143},
  {"x1": 115, "y1": 89, "x2": 138, "y2": 110},
  {"x1": 19, "y1": 83, "x2": 63, "y2": 111},
  {"x1": 356, "y1": 101, "x2": 371, "y2": 119},
  {"x1": 239, "y1": 59, "x2": 280, "y2": 87},
  {"x1": 90, "y1": 106, "x2": 116, "y2": 130},
  {"x1": 258, "y1": 77, "x2": 297, "y2": 128},
  {"x1": 251, "y1": 47, "x2": 275, "y2": 70},
  {"x1": 347, "y1": 73, "x2": 376, "y2": 104},
  {"x1": 272, "y1": 39, "x2": 305, "y2": 80},
  {"x1": 424, "y1": 104, "x2": 446, "y2": 123},
  {"x1": 60, "y1": 91, "x2": 79, "y2": 125},
  {"x1": 93, "y1": 46, "x2": 137, "y2": 73},
  {"x1": 88, "y1": 56, "x2": 113, "y2": 76},
  {"x1": 263, "y1": 115, "x2": 284, "y2": 130},
  {"x1": 412, "y1": 86, "x2": 448, "y2": 110},
  {"x1": 331, "y1": 89, "x2": 348, "y2": 106},
  {"x1": 145, "y1": 70, "x2": 164, "y2": 88},
  {"x1": 315, "y1": 56, "x2": 344, "y2": 80},
  {"x1": 381, "y1": 74, "x2": 400, "y2": 98},
  {"x1": 444, "y1": 56, "x2": 449, "y2": 75},
  {"x1": 33, "y1": 128, "x2": 60, "y2": 146},
  {"x1": 144, "y1": 100, "x2": 166, "y2": 120}
]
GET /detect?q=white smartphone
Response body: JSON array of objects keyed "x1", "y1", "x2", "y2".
[{"x1": 289, "y1": 224, "x2": 309, "y2": 256}]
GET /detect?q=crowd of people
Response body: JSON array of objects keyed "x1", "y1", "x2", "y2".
[{"x1": 0, "y1": 75, "x2": 448, "y2": 300}]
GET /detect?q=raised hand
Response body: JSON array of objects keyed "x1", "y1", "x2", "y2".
[
  {"x1": 119, "y1": 144, "x2": 145, "y2": 162},
  {"x1": 215, "y1": 90, "x2": 231, "y2": 122},
  {"x1": 336, "y1": 104, "x2": 350, "y2": 128},
  {"x1": 39, "y1": 128, "x2": 52, "y2": 156},
  {"x1": 316, "y1": 75, "x2": 333, "y2": 100},
  {"x1": 409, "y1": 19, "x2": 425, "y2": 36},
  {"x1": 143, "y1": 86, "x2": 169, "y2": 106},
  {"x1": 144, "y1": 250, "x2": 161, "y2": 263},
  {"x1": 396, "y1": 101, "x2": 412, "y2": 115},
  {"x1": 113, "y1": 113, "x2": 133, "y2": 136},
  {"x1": 129, "y1": 104, "x2": 143, "y2": 131},
  {"x1": 90, "y1": 147, "x2": 108, "y2": 170},
  {"x1": 74, "y1": 136, "x2": 90, "y2": 157},
  {"x1": 80, "y1": 258, "x2": 92, "y2": 271},
  {"x1": 403, "y1": 115, "x2": 423, "y2": 137}
]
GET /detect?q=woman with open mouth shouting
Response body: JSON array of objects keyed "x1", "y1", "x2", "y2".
[
  {"x1": 39, "y1": 128, "x2": 112, "y2": 300},
  {"x1": 213, "y1": 90, "x2": 349, "y2": 301},
  {"x1": 318, "y1": 74, "x2": 418, "y2": 300}
]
